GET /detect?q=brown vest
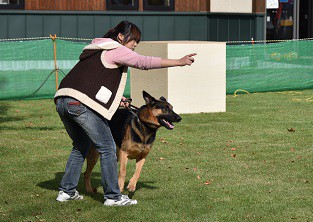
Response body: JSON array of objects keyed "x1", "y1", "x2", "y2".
[{"x1": 54, "y1": 42, "x2": 127, "y2": 120}]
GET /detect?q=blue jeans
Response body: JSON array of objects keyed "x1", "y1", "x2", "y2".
[{"x1": 56, "y1": 96, "x2": 121, "y2": 200}]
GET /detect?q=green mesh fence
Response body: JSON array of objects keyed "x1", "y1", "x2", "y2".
[
  {"x1": 227, "y1": 40, "x2": 313, "y2": 94},
  {"x1": 0, "y1": 39, "x2": 312, "y2": 100},
  {"x1": 1, "y1": 39, "x2": 56, "y2": 100},
  {"x1": 0, "y1": 38, "x2": 131, "y2": 100}
]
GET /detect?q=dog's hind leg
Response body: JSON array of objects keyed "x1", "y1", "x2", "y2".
[
  {"x1": 127, "y1": 157, "x2": 146, "y2": 192},
  {"x1": 84, "y1": 144, "x2": 99, "y2": 193}
]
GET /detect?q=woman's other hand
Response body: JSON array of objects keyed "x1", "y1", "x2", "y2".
[{"x1": 120, "y1": 96, "x2": 130, "y2": 108}]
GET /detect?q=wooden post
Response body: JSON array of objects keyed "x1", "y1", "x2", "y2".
[{"x1": 50, "y1": 34, "x2": 59, "y2": 90}]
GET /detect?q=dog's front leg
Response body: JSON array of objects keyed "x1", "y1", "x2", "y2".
[
  {"x1": 127, "y1": 157, "x2": 146, "y2": 192},
  {"x1": 118, "y1": 149, "x2": 128, "y2": 192},
  {"x1": 84, "y1": 145, "x2": 99, "y2": 193}
]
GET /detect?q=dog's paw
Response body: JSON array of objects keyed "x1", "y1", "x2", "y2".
[{"x1": 127, "y1": 183, "x2": 136, "y2": 192}]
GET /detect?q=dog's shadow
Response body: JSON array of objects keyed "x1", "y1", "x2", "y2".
[{"x1": 37, "y1": 172, "x2": 157, "y2": 202}]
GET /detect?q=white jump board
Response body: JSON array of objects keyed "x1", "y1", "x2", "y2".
[{"x1": 130, "y1": 41, "x2": 226, "y2": 114}]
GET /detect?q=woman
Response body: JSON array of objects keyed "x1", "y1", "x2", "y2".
[{"x1": 55, "y1": 21, "x2": 196, "y2": 206}]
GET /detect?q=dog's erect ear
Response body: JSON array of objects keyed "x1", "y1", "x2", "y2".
[
  {"x1": 143, "y1": 91, "x2": 156, "y2": 105},
  {"x1": 159, "y1": 96, "x2": 167, "y2": 102}
]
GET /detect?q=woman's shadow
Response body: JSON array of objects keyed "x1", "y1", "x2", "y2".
[{"x1": 37, "y1": 172, "x2": 157, "y2": 202}]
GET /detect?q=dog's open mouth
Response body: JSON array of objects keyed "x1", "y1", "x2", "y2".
[{"x1": 158, "y1": 117, "x2": 175, "y2": 130}]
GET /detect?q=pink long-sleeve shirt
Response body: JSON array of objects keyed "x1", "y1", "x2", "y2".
[{"x1": 91, "y1": 38, "x2": 162, "y2": 70}]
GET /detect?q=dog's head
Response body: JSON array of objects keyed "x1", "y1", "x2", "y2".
[{"x1": 141, "y1": 91, "x2": 182, "y2": 130}]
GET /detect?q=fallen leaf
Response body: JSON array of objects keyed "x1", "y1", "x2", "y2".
[
  {"x1": 231, "y1": 154, "x2": 236, "y2": 158},
  {"x1": 197, "y1": 175, "x2": 201, "y2": 180},
  {"x1": 290, "y1": 148, "x2": 295, "y2": 152},
  {"x1": 193, "y1": 167, "x2": 197, "y2": 171},
  {"x1": 231, "y1": 147, "x2": 237, "y2": 151},
  {"x1": 288, "y1": 128, "x2": 296, "y2": 132},
  {"x1": 205, "y1": 180, "x2": 211, "y2": 185},
  {"x1": 159, "y1": 157, "x2": 165, "y2": 160},
  {"x1": 160, "y1": 138, "x2": 169, "y2": 143}
]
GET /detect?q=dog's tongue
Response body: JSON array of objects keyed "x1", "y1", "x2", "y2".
[{"x1": 163, "y1": 119, "x2": 174, "y2": 129}]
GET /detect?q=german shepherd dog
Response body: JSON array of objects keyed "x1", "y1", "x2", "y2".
[{"x1": 84, "y1": 91, "x2": 182, "y2": 192}]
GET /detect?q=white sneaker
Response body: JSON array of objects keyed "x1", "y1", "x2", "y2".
[
  {"x1": 56, "y1": 191, "x2": 83, "y2": 202},
  {"x1": 104, "y1": 195, "x2": 137, "y2": 206}
]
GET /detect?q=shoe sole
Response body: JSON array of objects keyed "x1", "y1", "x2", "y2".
[{"x1": 56, "y1": 196, "x2": 83, "y2": 202}]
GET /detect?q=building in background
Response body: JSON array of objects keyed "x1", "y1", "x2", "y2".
[
  {"x1": 0, "y1": 0, "x2": 312, "y2": 41},
  {"x1": 266, "y1": 0, "x2": 312, "y2": 40}
]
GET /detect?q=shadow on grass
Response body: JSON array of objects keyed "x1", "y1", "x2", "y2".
[
  {"x1": 122, "y1": 180, "x2": 158, "y2": 200},
  {"x1": 0, "y1": 102, "x2": 23, "y2": 124},
  {"x1": 1, "y1": 126, "x2": 60, "y2": 131},
  {"x1": 37, "y1": 172, "x2": 158, "y2": 203}
]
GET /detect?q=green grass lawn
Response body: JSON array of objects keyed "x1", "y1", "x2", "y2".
[{"x1": 1, "y1": 90, "x2": 312, "y2": 222}]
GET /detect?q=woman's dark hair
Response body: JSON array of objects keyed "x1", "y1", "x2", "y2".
[{"x1": 103, "y1": 21, "x2": 141, "y2": 44}]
